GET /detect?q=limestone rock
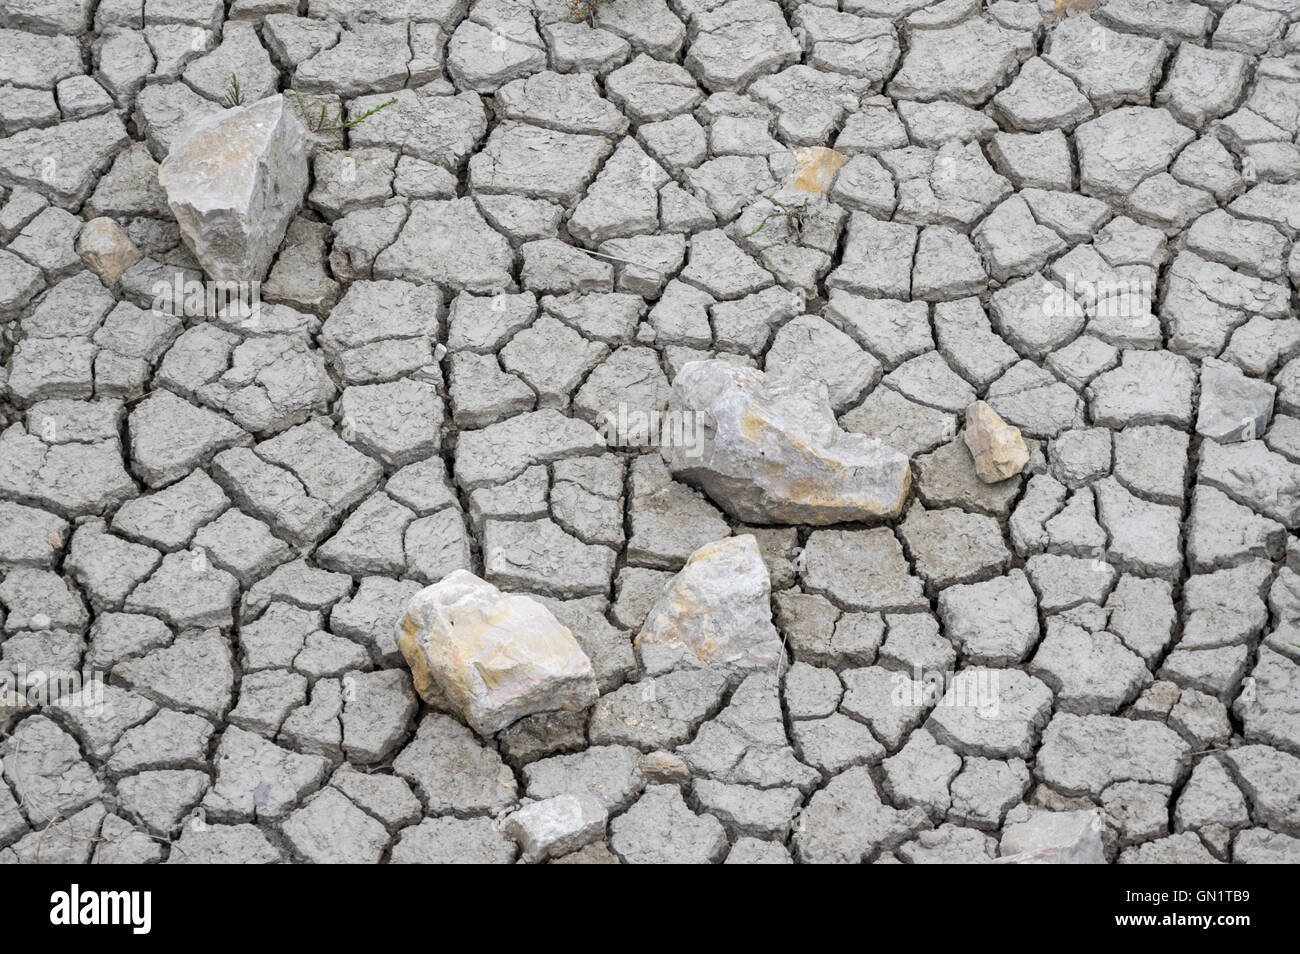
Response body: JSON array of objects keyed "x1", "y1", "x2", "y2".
[
  {"x1": 506, "y1": 793, "x2": 607, "y2": 863},
  {"x1": 158, "y1": 94, "x2": 310, "y2": 281},
  {"x1": 999, "y1": 809, "x2": 1106, "y2": 864},
  {"x1": 75, "y1": 217, "x2": 140, "y2": 283},
  {"x1": 788, "y1": 146, "x2": 849, "y2": 195},
  {"x1": 636, "y1": 535, "x2": 783, "y2": 677},
  {"x1": 397, "y1": 570, "x2": 598, "y2": 737},
  {"x1": 963, "y1": 400, "x2": 1029, "y2": 483},
  {"x1": 663, "y1": 359, "x2": 910, "y2": 524}
]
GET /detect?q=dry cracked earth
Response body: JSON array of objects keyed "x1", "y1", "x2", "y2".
[{"x1": 1, "y1": 0, "x2": 1300, "y2": 865}]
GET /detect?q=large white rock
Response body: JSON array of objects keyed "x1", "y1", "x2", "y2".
[
  {"x1": 397, "y1": 570, "x2": 598, "y2": 736},
  {"x1": 158, "y1": 94, "x2": 310, "y2": 281},
  {"x1": 662, "y1": 360, "x2": 910, "y2": 524},
  {"x1": 636, "y1": 535, "x2": 783, "y2": 676},
  {"x1": 998, "y1": 809, "x2": 1107, "y2": 864}
]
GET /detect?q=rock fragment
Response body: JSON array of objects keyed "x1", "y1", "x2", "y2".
[
  {"x1": 158, "y1": 95, "x2": 310, "y2": 281},
  {"x1": 506, "y1": 793, "x2": 607, "y2": 863},
  {"x1": 635, "y1": 535, "x2": 783, "y2": 677},
  {"x1": 75, "y1": 217, "x2": 139, "y2": 283},
  {"x1": 397, "y1": 570, "x2": 598, "y2": 736},
  {"x1": 663, "y1": 359, "x2": 910, "y2": 524},
  {"x1": 963, "y1": 401, "x2": 1028, "y2": 483},
  {"x1": 999, "y1": 810, "x2": 1106, "y2": 864}
]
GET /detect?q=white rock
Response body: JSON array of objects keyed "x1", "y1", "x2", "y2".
[
  {"x1": 636, "y1": 535, "x2": 783, "y2": 677},
  {"x1": 506, "y1": 793, "x2": 607, "y2": 862},
  {"x1": 397, "y1": 570, "x2": 598, "y2": 737},
  {"x1": 662, "y1": 359, "x2": 910, "y2": 524},
  {"x1": 158, "y1": 94, "x2": 310, "y2": 281},
  {"x1": 998, "y1": 809, "x2": 1106, "y2": 864}
]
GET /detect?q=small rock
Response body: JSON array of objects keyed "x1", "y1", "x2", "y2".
[
  {"x1": 963, "y1": 401, "x2": 1029, "y2": 483},
  {"x1": 75, "y1": 217, "x2": 139, "y2": 283},
  {"x1": 999, "y1": 809, "x2": 1106, "y2": 864},
  {"x1": 788, "y1": 146, "x2": 849, "y2": 195},
  {"x1": 506, "y1": 793, "x2": 607, "y2": 863}
]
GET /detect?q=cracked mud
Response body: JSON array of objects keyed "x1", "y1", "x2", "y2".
[{"x1": 1, "y1": 0, "x2": 1299, "y2": 865}]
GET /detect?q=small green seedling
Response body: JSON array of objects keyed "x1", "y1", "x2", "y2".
[
  {"x1": 563, "y1": 0, "x2": 616, "y2": 26},
  {"x1": 292, "y1": 89, "x2": 398, "y2": 133},
  {"x1": 222, "y1": 73, "x2": 245, "y2": 107},
  {"x1": 744, "y1": 195, "x2": 809, "y2": 239}
]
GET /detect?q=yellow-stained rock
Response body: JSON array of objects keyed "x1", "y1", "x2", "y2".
[
  {"x1": 963, "y1": 401, "x2": 1029, "y2": 483},
  {"x1": 76, "y1": 217, "x2": 139, "y2": 283},
  {"x1": 663, "y1": 360, "x2": 911, "y2": 524},
  {"x1": 398, "y1": 570, "x2": 598, "y2": 737},
  {"x1": 790, "y1": 146, "x2": 848, "y2": 195},
  {"x1": 635, "y1": 535, "x2": 783, "y2": 676}
]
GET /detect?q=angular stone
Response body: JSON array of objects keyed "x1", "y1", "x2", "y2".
[
  {"x1": 963, "y1": 400, "x2": 1028, "y2": 483},
  {"x1": 999, "y1": 809, "x2": 1105, "y2": 864},
  {"x1": 76, "y1": 217, "x2": 139, "y2": 283},
  {"x1": 397, "y1": 570, "x2": 598, "y2": 736},
  {"x1": 636, "y1": 535, "x2": 782, "y2": 678},
  {"x1": 663, "y1": 359, "x2": 909, "y2": 524},
  {"x1": 158, "y1": 95, "x2": 309, "y2": 281},
  {"x1": 506, "y1": 793, "x2": 607, "y2": 863}
]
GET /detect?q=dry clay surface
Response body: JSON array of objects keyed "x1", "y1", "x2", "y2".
[{"x1": 1, "y1": 0, "x2": 1300, "y2": 864}]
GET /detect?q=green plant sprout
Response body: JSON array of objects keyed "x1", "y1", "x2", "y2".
[
  {"x1": 222, "y1": 73, "x2": 244, "y2": 107},
  {"x1": 292, "y1": 89, "x2": 398, "y2": 133},
  {"x1": 563, "y1": 0, "x2": 616, "y2": 26},
  {"x1": 743, "y1": 195, "x2": 809, "y2": 239}
]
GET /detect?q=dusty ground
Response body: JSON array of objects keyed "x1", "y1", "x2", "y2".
[{"x1": 1, "y1": 0, "x2": 1299, "y2": 863}]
